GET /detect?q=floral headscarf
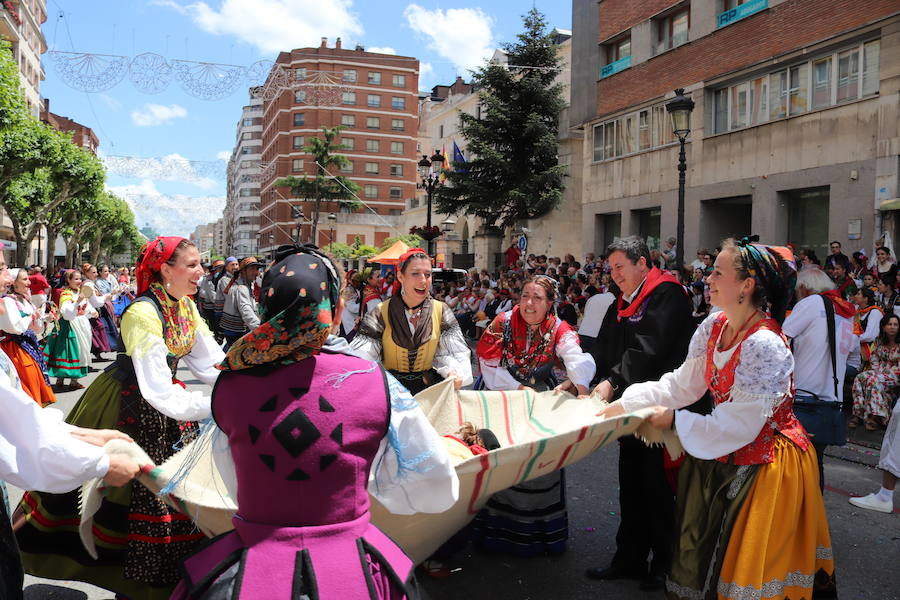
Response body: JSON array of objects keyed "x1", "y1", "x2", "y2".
[
  {"x1": 135, "y1": 236, "x2": 186, "y2": 295},
  {"x1": 218, "y1": 244, "x2": 340, "y2": 371}
]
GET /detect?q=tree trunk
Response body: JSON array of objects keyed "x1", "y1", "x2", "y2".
[
  {"x1": 89, "y1": 231, "x2": 103, "y2": 266},
  {"x1": 44, "y1": 225, "x2": 59, "y2": 272}
]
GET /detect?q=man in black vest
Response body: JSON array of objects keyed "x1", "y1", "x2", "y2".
[{"x1": 585, "y1": 236, "x2": 695, "y2": 591}]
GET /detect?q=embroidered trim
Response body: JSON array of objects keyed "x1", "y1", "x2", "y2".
[
  {"x1": 727, "y1": 465, "x2": 753, "y2": 500},
  {"x1": 665, "y1": 578, "x2": 705, "y2": 600},
  {"x1": 717, "y1": 570, "x2": 815, "y2": 599}
]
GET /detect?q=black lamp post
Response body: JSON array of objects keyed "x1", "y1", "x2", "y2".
[
  {"x1": 665, "y1": 88, "x2": 695, "y2": 267},
  {"x1": 417, "y1": 150, "x2": 445, "y2": 257},
  {"x1": 268, "y1": 233, "x2": 275, "y2": 261}
]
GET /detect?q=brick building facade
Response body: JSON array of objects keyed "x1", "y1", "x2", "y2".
[{"x1": 258, "y1": 39, "x2": 419, "y2": 254}]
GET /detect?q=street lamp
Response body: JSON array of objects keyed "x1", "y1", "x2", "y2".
[
  {"x1": 665, "y1": 88, "x2": 695, "y2": 267},
  {"x1": 268, "y1": 233, "x2": 275, "y2": 261},
  {"x1": 417, "y1": 150, "x2": 445, "y2": 257},
  {"x1": 441, "y1": 216, "x2": 456, "y2": 233},
  {"x1": 291, "y1": 205, "x2": 304, "y2": 244},
  {"x1": 327, "y1": 213, "x2": 337, "y2": 247}
]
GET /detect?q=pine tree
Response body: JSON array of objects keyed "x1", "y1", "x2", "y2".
[{"x1": 436, "y1": 8, "x2": 567, "y2": 228}]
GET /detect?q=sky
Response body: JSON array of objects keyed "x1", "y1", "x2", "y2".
[{"x1": 40, "y1": 0, "x2": 573, "y2": 236}]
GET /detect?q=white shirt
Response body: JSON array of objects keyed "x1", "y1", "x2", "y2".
[
  {"x1": 783, "y1": 294, "x2": 857, "y2": 404},
  {"x1": 579, "y1": 292, "x2": 615, "y2": 338}
]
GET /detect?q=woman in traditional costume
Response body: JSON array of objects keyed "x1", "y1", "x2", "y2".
[
  {"x1": 0, "y1": 268, "x2": 55, "y2": 406},
  {"x1": 472, "y1": 275, "x2": 595, "y2": 556},
  {"x1": 93, "y1": 263, "x2": 122, "y2": 353},
  {"x1": 42, "y1": 269, "x2": 93, "y2": 390},
  {"x1": 351, "y1": 248, "x2": 472, "y2": 394},
  {"x1": 354, "y1": 265, "x2": 383, "y2": 318},
  {"x1": 17, "y1": 236, "x2": 225, "y2": 600},
  {"x1": 850, "y1": 314, "x2": 900, "y2": 431},
  {"x1": 601, "y1": 237, "x2": 836, "y2": 600},
  {"x1": 173, "y1": 244, "x2": 459, "y2": 599},
  {"x1": 81, "y1": 263, "x2": 114, "y2": 361}
]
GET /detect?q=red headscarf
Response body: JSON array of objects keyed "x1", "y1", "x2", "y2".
[
  {"x1": 398, "y1": 247, "x2": 427, "y2": 269},
  {"x1": 135, "y1": 236, "x2": 186, "y2": 295}
]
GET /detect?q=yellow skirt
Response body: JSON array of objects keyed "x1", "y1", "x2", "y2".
[{"x1": 717, "y1": 436, "x2": 835, "y2": 599}]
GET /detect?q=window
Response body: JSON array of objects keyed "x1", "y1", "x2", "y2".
[
  {"x1": 656, "y1": 8, "x2": 689, "y2": 54},
  {"x1": 242, "y1": 132, "x2": 252, "y2": 140},
  {"x1": 391, "y1": 118, "x2": 404, "y2": 131},
  {"x1": 439, "y1": 124, "x2": 444, "y2": 138},
  {"x1": 608, "y1": 37, "x2": 631, "y2": 63},
  {"x1": 391, "y1": 96, "x2": 406, "y2": 109},
  {"x1": 292, "y1": 159, "x2": 304, "y2": 172},
  {"x1": 343, "y1": 69, "x2": 357, "y2": 83},
  {"x1": 390, "y1": 164, "x2": 403, "y2": 176},
  {"x1": 341, "y1": 137, "x2": 355, "y2": 150},
  {"x1": 638, "y1": 109, "x2": 651, "y2": 150},
  {"x1": 390, "y1": 141, "x2": 403, "y2": 154},
  {"x1": 368, "y1": 71, "x2": 381, "y2": 84},
  {"x1": 341, "y1": 114, "x2": 356, "y2": 127},
  {"x1": 389, "y1": 209, "x2": 403, "y2": 216},
  {"x1": 364, "y1": 185, "x2": 378, "y2": 199},
  {"x1": 365, "y1": 162, "x2": 379, "y2": 174},
  {"x1": 366, "y1": 116, "x2": 380, "y2": 129},
  {"x1": 293, "y1": 113, "x2": 305, "y2": 126},
  {"x1": 241, "y1": 146, "x2": 251, "y2": 155},
  {"x1": 393, "y1": 74, "x2": 406, "y2": 87},
  {"x1": 836, "y1": 48, "x2": 860, "y2": 103},
  {"x1": 389, "y1": 187, "x2": 402, "y2": 199},
  {"x1": 239, "y1": 189, "x2": 253, "y2": 197},
  {"x1": 295, "y1": 68, "x2": 307, "y2": 80},
  {"x1": 294, "y1": 90, "x2": 306, "y2": 103},
  {"x1": 242, "y1": 118, "x2": 253, "y2": 126},
  {"x1": 340, "y1": 160, "x2": 354, "y2": 173},
  {"x1": 366, "y1": 139, "x2": 380, "y2": 152},
  {"x1": 292, "y1": 135, "x2": 304, "y2": 150},
  {"x1": 592, "y1": 100, "x2": 681, "y2": 162},
  {"x1": 342, "y1": 91, "x2": 356, "y2": 105},
  {"x1": 711, "y1": 40, "x2": 879, "y2": 135},
  {"x1": 367, "y1": 94, "x2": 381, "y2": 107}
]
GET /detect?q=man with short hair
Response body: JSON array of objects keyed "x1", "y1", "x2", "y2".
[
  {"x1": 825, "y1": 240, "x2": 849, "y2": 270},
  {"x1": 585, "y1": 236, "x2": 696, "y2": 591}
]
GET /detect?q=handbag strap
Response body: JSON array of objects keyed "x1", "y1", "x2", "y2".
[{"x1": 821, "y1": 294, "x2": 839, "y2": 397}]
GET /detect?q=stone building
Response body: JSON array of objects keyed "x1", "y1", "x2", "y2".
[
  {"x1": 571, "y1": 0, "x2": 900, "y2": 260},
  {"x1": 258, "y1": 38, "x2": 419, "y2": 255},
  {"x1": 0, "y1": 0, "x2": 46, "y2": 117}
]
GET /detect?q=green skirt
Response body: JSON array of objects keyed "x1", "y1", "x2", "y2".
[
  {"x1": 43, "y1": 319, "x2": 88, "y2": 379},
  {"x1": 16, "y1": 365, "x2": 202, "y2": 600}
]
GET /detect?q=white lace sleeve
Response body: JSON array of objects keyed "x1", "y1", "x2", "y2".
[
  {"x1": 348, "y1": 308, "x2": 384, "y2": 362},
  {"x1": 181, "y1": 303, "x2": 226, "y2": 386},
  {"x1": 432, "y1": 306, "x2": 473, "y2": 385},
  {"x1": 555, "y1": 330, "x2": 595, "y2": 388},
  {"x1": 674, "y1": 328, "x2": 793, "y2": 460},
  {"x1": 369, "y1": 372, "x2": 459, "y2": 514},
  {"x1": 617, "y1": 314, "x2": 716, "y2": 412}
]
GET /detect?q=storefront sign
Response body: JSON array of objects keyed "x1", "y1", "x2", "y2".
[
  {"x1": 717, "y1": 0, "x2": 767, "y2": 28},
  {"x1": 600, "y1": 55, "x2": 632, "y2": 79}
]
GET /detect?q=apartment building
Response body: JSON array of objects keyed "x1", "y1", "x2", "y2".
[
  {"x1": 0, "y1": 0, "x2": 47, "y2": 117},
  {"x1": 258, "y1": 38, "x2": 419, "y2": 254},
  {"x1": 224, "y1": 92, "x2": 263, "y2": 258},
  {"x1": 572, "y1": 0, "x2": 900, "y2": 259}
]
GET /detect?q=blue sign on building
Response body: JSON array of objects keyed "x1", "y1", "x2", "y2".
[
  {"x1": 717, "y1": 0, "x2": 768, "y2": 28},
  {"x1": 600, "y1": 55, "x2": 632, "y2": 79}
]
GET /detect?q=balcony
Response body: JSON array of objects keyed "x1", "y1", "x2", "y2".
[
  {"x1": 336, "y1": 212, "x2": 401, "y2": 227},
  {"x1": 0, "y1": 5, "x2": 18, "y2": 39}
]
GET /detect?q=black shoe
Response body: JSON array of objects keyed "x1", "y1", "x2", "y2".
[
  {"x1": 639, "y1": 573, "x2": 666, "y2": 591},
  {"x1": 585, "y1": 565, "x2": 647, "y2": 581}
]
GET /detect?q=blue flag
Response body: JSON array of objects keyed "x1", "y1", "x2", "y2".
[{"x1": 452, "y1": 141, "x2": 467, "y2": 173}]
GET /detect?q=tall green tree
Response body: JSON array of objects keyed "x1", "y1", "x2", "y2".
[
  {"x1": 0, "y1": 39, "x2": 28, "y2": 128},
  {"x1": 275, "y1": 126, "x2": 360, "y2": 245},
  {"x1": 437, "y1": 8, "x2": 567, "y2": 228}
]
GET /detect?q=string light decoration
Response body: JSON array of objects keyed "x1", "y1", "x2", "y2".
[
  {"x1": 102, "y1": 155, "x2": 226, "y2": 183},
  {"x1": 51, "y1": 51, "x2": 129, "y2": 93},
  {"x1": 128, "y1": 52, "x2": 172, "y2": 94},
  {"x1": 48, "y1": 51, "x2": 353, "y2": 105}
]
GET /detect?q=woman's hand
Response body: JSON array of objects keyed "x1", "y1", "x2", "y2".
[
  {"x1": 646, "y1": 405, "x2": 674, "y2": 430},
  {"x1": 103, "y1": 455, "x2": 142, "y2": 487},
  {"x1": 596, "y1": 401, "x2": 625, "y2": 418},
  {"x1": 70, "y1": 428, "x2": 134, "y2": 447},
  {"x1": 447, "y1": 371, "x2": 463, "y2": 390},
  {"x1": 517, "y1": 384, "x2": 535, "y2": 393},
  {"x1": 555, "y1": 380, "x2": 589, "y2": 397}
]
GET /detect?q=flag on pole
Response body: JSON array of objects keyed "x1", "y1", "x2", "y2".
[
  {"x1": 439, "y1": 143, "x2": 449, "y2": 183},
  {"x1": 452, "y1": 141, "x2": 467, "y2": 174}
]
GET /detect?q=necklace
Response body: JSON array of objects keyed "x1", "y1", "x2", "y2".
[
  {"x1": 404, "y1": 298, "x2": 426, "y2": 321},
  {"x1": 718, "y1": 310, "x2": 762, "y2": 351}
]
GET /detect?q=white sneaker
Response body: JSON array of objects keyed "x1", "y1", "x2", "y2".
[{"x1": 849, "y1": 493, "x2": 894, "y2": 513}]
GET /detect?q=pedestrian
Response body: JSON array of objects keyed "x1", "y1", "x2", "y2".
[
  {"x1": 351, "y1": 248, "x2": 472, "y2": 394},
  {"x1": 220, "y1": 256, "x2": 263, "y2": 350},
  {"x1": 172, "y1": 244, "x2": 459, "y2": 598},
  {"x1": 877, "y1": 273, "x2": 900, "y2": 317},
  {"x1": 850, "y1": 314, "x2": 900, "y2": 431},
  {"x1": 853, "y1": 286, "x2": 883, "y2": 369},
  {"x1": 585, "y1": 236, "x2": 696, "y2": 591},
  {"x1": 578, "y1": 282, "x2": 614, "y2": 353},
  {"x1": 27, "y1": 265, "x2": 49, "y2": 309},
  {"x1": 86, "y1": 263, "x2": 121, "y2": 358},
  {"x1": 473, "y1": 275, "x2": 595, "y2": 556},
  {"x1": 849, "y1": 394, "x2": 899, "y2": 513},
  {"x1": 0, "y1": 268, "x2": 55, "y2": 406},
  {"x1": 198, "y1": 259, "x2": 223, "y2": 329},
  {"x1": 831, "y1": 260, "x2": 858, "y2": 300},
  {"x1": 213, "y1": 256, "x2": 239, "y2": 341},
  {"x1": 874, "y1": 245, "x2": 898, "y2": 281},
  {"x1": 783, "y1": 266, "x2": 857, "y2": 490},
  {"x1": 17, "y1": 236, "x2": 226, "y2": 600},
  {"x1": 825, "y1": 240, "x2": 849, "y2": 270},
  {"x1": 352, "y1": 265, "x2": 382, "y2": 318},
  {"x1": 602, "y1": 236, "x2": 836, "y2": 599},
  {"x1": 42, "y1": 269, "x2": 93, "y2": 391}
]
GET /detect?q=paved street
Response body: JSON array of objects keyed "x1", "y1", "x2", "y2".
[{"x1": 8, "y1": 355, "x2": 900, "y2": 600}]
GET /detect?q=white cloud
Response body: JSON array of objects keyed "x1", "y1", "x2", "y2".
[
  {"x1": 366, "y1": 46, "x2": 396, "y2": 55},
  {"x1": 130, "y1": 103, "x2": 188, "y2": 127},
  {"x1": 98, "y1": 94, "x2": 122, "y2": 111},
  {"x1": 216, "y1": 150, "x2": 232, "y2": 161},
  {"x1": 404, "y1": 4, "x2": 495, "y2": 74},
  {"x1": 160, "y1": 0, "x2": 364, "y2": 55},
  {"x1": 418, "y1": 61, "x2": 434, "y2": 90},
  {"x1": 108, "y1": 180, "x2": 225, "y2": 237}
]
